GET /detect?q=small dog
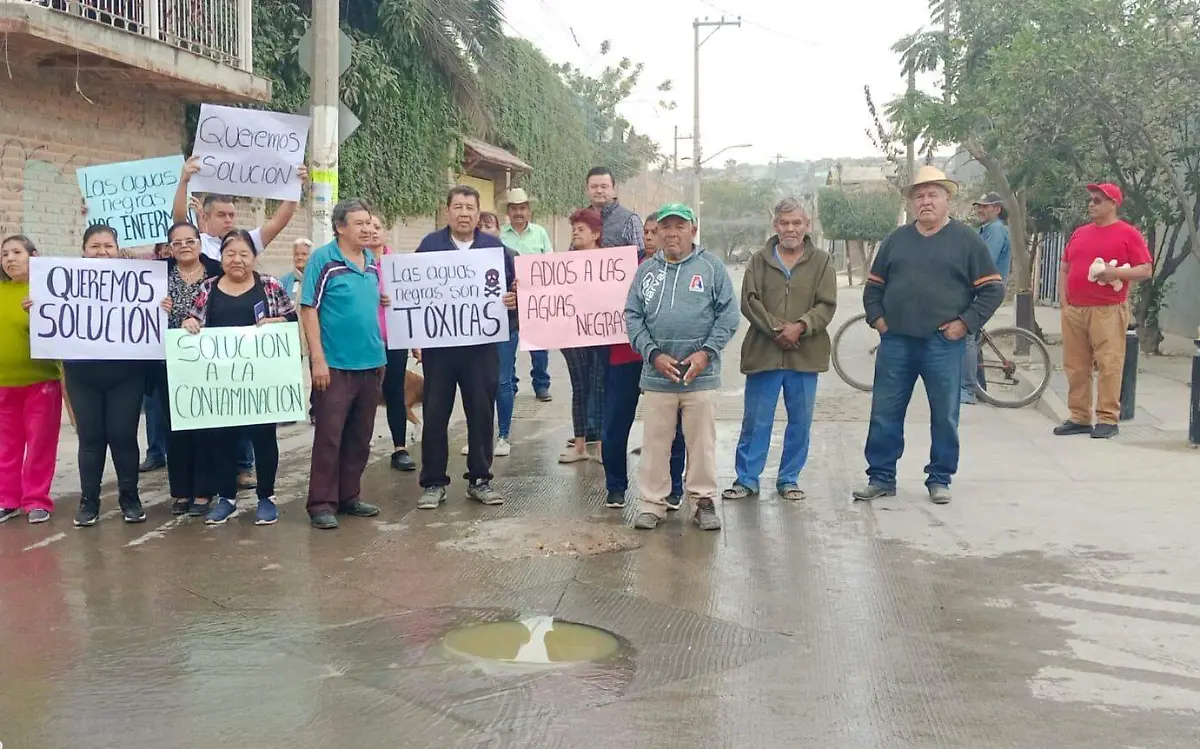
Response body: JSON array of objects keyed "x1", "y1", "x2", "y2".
[{"x1": 404, "y1": 369, "x2": 424, "y2": 442}]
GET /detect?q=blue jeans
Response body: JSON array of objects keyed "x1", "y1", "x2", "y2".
[
  {"x1": 602, "y1": 361, "x2": 684, "y2": 495},
  {"x1": 496, "y1": 329, "x2": 519, "y2": 438},
  {"x1": 142, "y1": 393, "x2": 168, "y2": 463},
  {"x1": 865, "y1": 331, "x2": 964, "y2": 489},
  {"x1": 734, "y1": 370, "x2": 818, "y2": 492},
  {"x1": 530, "y1": 350, "x2": 550, "y2": 393},
  {"x1": 237, "y1": 435, "x2": 255, "y2": 472},
  {"x1": 960, "y1": 332, "x2": 984, "y2": 402}
]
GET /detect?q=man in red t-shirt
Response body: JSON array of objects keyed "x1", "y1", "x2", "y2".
[{"x1": 1055, "y1": 183, "x2": 1153, "y2": 439}]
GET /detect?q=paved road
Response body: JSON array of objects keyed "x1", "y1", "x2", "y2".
[{"x1": 3, "y1": 279, "x2": 1200, "y2": 748}]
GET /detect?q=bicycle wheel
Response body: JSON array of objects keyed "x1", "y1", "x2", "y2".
[
  {"x1": 831, "y1": 312, "x2": 879, "y2": 392},
  {"x1": 973, "y1": 326, "x2": 1051, "y2": 408}
]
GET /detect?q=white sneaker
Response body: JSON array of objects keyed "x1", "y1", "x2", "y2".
[
  {"x1": 494, "y1": 438, "x2": 511, "y2": 457},
  {"x1": 460, "y1": 443, "x2": 469, "y2": 456}
]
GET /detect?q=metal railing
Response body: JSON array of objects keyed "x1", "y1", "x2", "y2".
[
  {"x1": 1035, "y1": 232, "x2": 1067, "y2": 306},
  {"x1": 21, "y1": 0, "x2": 253, "y2": 72}
]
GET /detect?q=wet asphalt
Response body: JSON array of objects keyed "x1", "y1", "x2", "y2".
[{"x1": 2, "y1": 282, "x2": 1199, "y2": 748}]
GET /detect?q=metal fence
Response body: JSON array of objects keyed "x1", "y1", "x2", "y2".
[
  {"x1": 1035, "y1": 232, "x2": 1067, "y2": 306},
  {"x1": 22, "y1": 0, "x2": 252, "y2": 72}
]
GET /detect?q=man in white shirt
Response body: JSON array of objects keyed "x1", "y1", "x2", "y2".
[{"x1": 171, "y1": 155, "x2": 306, "y2": 260}]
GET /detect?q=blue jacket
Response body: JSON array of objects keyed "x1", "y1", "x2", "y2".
[
  {"x1": 416, "y1": 227, "x2": 517, "y2": 331},
  {"x1": 980, "y1": 219, "x2": 1011, "y2": 286}
]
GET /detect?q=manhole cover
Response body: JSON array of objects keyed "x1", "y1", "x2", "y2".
[{"x1": 442, "y1": 616, "x2": 620, "y2": 668}]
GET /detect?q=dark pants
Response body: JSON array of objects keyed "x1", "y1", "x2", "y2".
[
  {"x1": 865, "y1": 332, "x2": 964, "y2": 489},
  {"x1": 142, "y1": 387, "x2": 168, "y2": 463},
  {"x1": 213, "y1": 424, "x2": 278, "y2": 501},
  {"x1": 306, "y1": 367, "x2": 384, "y2": 516},
  {"x1": 237, "y1": 435, "x2": 255, "y2": 471},
  {"x1": 153, "y1": 363, "x2": 219, "y2": 500},
  {"x1": 420, "y1": 344, "x2": 499, "y2": 488},
  {"x1": 602, "y1": 361, "x2": 684, "y2": 495},
  {"x1": 382, "y1": 348, "x2": 409, "y2": 448},
  {"x1": 530, "y1": 350, "x2": 551, "y2": 392},
  {"x1": 64, "y1": 361, "x2": 145, "y2": 500},
  {"x1": 562, "y1": 346, "x2": 606, "y2": 440}
]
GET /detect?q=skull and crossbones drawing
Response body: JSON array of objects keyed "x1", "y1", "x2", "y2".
[{"x1": 484, "y1": 268, "x2": 502, "y2": 297}]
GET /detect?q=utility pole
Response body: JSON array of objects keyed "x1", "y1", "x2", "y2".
[
  {"x1": 673, "y1": 125, "x2": 692, "y2": 172},
  {"x1": 308, "y1": 0, "x2": 339, "y2": 245},
  {"x1": 904, "y1": 66, "x2": 916, "y2": 221},
  {"x1": 693, "y1": 15, "x2": 740, "y2": 230}
]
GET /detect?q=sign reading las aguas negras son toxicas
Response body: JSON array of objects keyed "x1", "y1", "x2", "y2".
[{"x1": 188, "y1": 103, "x2": 312, "y2": 202}]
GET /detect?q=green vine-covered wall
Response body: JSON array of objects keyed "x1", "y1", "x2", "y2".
[{"x1": 478, "y1": 38, "x2": 594, "y2": 215}]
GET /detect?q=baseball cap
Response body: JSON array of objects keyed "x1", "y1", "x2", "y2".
[
  {"x1": 655, "y1": 203, "x2": 696, "y2": 223},
  {"x1": 973, "y1": 192, "x2": 1003, "y2": 206},
  {"x1": 1086, "y1": 182, "x2": 1123, "y2": 206}
]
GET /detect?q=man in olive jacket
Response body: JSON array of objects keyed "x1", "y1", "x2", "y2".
[{"x1": 724, "y1": 198, "x2": 837, "y2": 501}]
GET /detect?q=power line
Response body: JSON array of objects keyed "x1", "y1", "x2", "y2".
[{"x1": 694, "y1": 0, "x2": 831, "y2": 49}]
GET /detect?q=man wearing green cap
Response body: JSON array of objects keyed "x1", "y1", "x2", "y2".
[{"x1": 625, "y1": 203, "x2": 741, "y2": 531}]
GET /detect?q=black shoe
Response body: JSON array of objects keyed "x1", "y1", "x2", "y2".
[
  {"x1": 188, "y1": 497, "x2": 213, "y2": 517},
  {"x1": 170, "y1": 497, "x2": 191, "y2": 516},
  {"x1": 390, "y1": 449, "x2": 417, "y2": 472},
  {"x1": 74, "y1": 497, "x2": 100, "y2": 528},
  {"x1": 666, "y1": 494, "x2": 682, "y2": 511},
  {"x1": 311, "y1": 512, "x2": 339, "y2": 530},
  {"x1": 605, "y1": 491, "x2": 627, "y2": 509},
  {"x1": 138, "y1": 456, "x2": 166, "y2": 472},
  {"x1": 338, "y1": 502, "x2": 380, "y2": 518},
  {"x1": 119, "y1": 496, "x2": 147, "y2": 524},
  {"x1": 1091, "y1": 423, "x2": 1120, "y2": 439},
  {"x1": 1053, "y1": 420, "x2": 1093, "y2": 436}
]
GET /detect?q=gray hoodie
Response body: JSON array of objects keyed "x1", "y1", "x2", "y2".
[{"x1": 625, "y1": 246, "x2": 741, "y2": 392}]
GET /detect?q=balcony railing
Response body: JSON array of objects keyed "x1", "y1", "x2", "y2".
[{"x1": 21, "y1": 0, "x2": 253, "y2": 72}]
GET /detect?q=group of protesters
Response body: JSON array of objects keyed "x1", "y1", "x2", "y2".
[{"x1": 1, "y1": 155, "x2": 1143, "y2": 533}]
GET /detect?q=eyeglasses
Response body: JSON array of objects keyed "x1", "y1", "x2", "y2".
[
  {"x1": 169, "y1": 238, "x2": 200, "y2": 249},
  {"x1": 1089, "y1": 196, "x2": 1109, "y2": 206}
]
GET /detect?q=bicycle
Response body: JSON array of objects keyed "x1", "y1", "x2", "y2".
[{"x1": 830, "y1": 312, "x2": 1052, "y2": 408}]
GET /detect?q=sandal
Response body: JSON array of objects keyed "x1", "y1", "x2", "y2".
[
  {"x1": 778, "y1": 484, "x2": 806, "y2": 501},
  {"x1": 558, "y1": 449, "x2": 588, "y2": 464},
  {"x1": 721, "y1": 484, "x2": 758, "y2": 500}
]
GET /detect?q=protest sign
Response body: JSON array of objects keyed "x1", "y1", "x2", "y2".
[
  {"x1": 166, "y1": 323, "x2": 306, "y2": 430},
  {"x1": 29, "y1": 257, "x2": 167, "y2": 360},
  {"x1": 381, "y1": 248, "x2": 510, "y2": 349},
  {"x1": 515, "y1": 246, "x2": 637, "y2": 350},
  {"x1": 189, "y1": 104, "x2": 311, "y2": 201},
  {"x1": 77, "y1": 155, "x2": 185, "y2": 247}
]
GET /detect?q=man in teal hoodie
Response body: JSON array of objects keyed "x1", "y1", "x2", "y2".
[{"x1": 625, "y1": 203, "x2": 741, "y2": 531}]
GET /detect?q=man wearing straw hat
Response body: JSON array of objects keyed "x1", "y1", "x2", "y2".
[
  {"x1": 855, "y1": 166, "x2": 1005, "y2": 505},
  {"x1": 500, "y1": 187, "x2": 555, "y2": 401}
]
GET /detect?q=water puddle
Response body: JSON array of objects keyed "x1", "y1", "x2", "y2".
[{"x1": 442, "y1": 616, "x2": 620, "y2": 669}]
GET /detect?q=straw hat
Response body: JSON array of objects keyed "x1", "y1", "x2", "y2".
[
  {"x1": 503, "y1": 187, "x2": 531, "y2": 205},
  {"x1": 904, "y1": 165, "x2": 958, "y2": 198}
]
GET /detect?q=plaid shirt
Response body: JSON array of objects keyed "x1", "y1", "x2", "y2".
[{"x1": 187, "y1": 273, "x2": 297, "y2": 327}]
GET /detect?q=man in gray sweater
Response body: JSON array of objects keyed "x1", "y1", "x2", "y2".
[{"x1": 625, "y1": 203, "x2": 741, "y2": 531}]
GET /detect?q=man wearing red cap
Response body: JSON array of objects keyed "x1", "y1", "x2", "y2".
[{"x1": 1055, "y1": 183, "x2": 1153, "y2": 439}]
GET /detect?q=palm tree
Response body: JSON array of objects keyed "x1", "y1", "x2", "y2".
[{"x1": 343, "y1": 0, "x2": 504, "y2": 123}]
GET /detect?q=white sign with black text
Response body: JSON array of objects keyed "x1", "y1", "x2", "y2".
[{"x1": 381, "y1": 249, "x2": 510, "y2": 349}]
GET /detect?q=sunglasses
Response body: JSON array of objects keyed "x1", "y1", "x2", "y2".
[{"x1": 1089, "y1": 196, "x2": 1111, "y2": 206}]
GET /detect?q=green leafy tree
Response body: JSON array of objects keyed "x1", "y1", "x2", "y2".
[
  {"x1": 818, "y1": 187, "x2": 902, "y2": 283},
  {"x1": 698, "y1": 178, "x2": 779, "y2": 261}
]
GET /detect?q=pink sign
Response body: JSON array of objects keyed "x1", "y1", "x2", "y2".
[{"x1": 515, "y1": 245, "x2": 638, "y2": 351}]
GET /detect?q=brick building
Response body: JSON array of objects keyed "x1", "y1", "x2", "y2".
[{"x1": 0, "y1": 0, "x2": 268, "y2": 257}]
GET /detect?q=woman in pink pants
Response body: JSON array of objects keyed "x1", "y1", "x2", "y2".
[{"x1": 0, "y1": 235, "x2": 63, "y2": 524}]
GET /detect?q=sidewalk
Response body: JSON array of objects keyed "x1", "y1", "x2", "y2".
[{"x1": 989, "y1": 303, "x2": 1194, "y2": 439}]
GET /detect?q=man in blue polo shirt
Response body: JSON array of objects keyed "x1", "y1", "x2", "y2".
[
  {"x1": 415, "y1": 185, "x2": 517, "y2": 511},
  {"x1": 301, "y1": 197, "x2": 389, "y2": 530}
]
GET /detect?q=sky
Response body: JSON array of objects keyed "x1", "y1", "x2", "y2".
[{"x1": 501, "y1": 0, "x2": 935, "y2": 166}]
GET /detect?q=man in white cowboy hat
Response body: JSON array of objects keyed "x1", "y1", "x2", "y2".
[
  {"x1": 854, "y1": 165, "x2": 1005, "y2": 505},
  {"x1": 500, "y1": 187, "x2": 555, "y2": 402}
]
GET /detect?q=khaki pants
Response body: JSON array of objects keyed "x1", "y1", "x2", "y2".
[
  {"x1": 637, "y1": 390, "x2": 717, "y2": 518},
  {"x1": 1061, "y1": 303, "x2": 1129, "y2": 425}
]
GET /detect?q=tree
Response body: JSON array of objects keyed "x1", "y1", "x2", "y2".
[
  {"x1": 697, "y1": 178, "x2": 778, "y2": 261},
  {"x1": 818, "y1": 188, "x2": 903, "y2": 284}
]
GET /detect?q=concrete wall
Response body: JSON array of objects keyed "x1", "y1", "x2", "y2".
[{"x1": 0, "y1": 64, "x2": 184, "y2": 256}]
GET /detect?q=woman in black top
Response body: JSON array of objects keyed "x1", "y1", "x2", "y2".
[
  {"x1": 67, "y1": 225, "x2": 171, "y2": 527},
  {"x1": 152, "y1": 221, "x2": 223, "y2": 516},
  {"x1": 183, "y1": 230, "x2": 298, "y2": 526}
]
